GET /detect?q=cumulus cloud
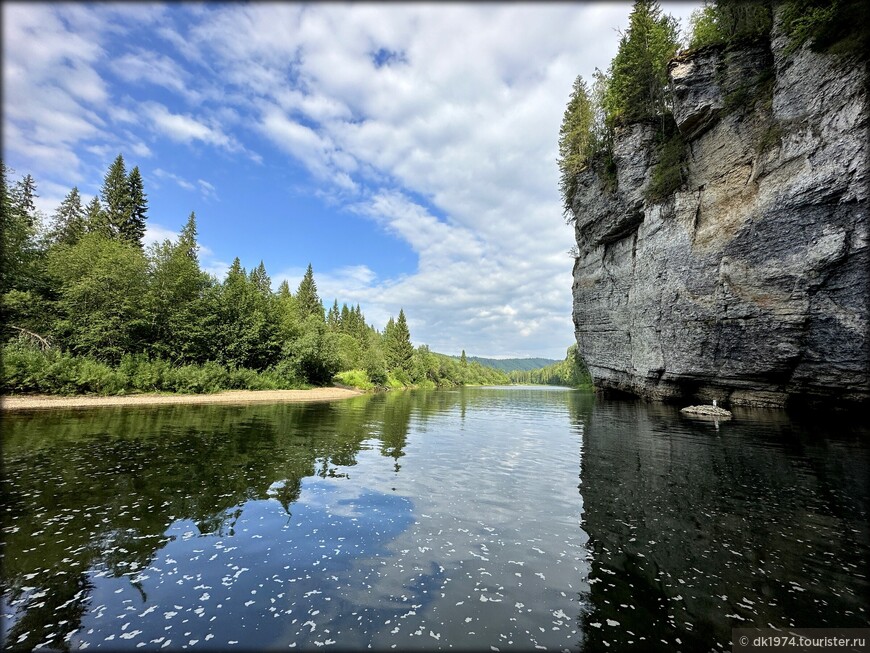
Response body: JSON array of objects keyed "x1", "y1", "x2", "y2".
[{"x1": 3, "y1": 2, "x2": 702, "y2": 358}]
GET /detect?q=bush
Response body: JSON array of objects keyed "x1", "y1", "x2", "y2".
[
  {"x1": 334, "y1": 369, "x2": 374, "y2": 390},
  {"x1": 645, "y1": 125, "x2": 687, "y2": 203}
]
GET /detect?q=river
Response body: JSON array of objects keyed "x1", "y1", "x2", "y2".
[{"x1": 1, "y1": 387, "x2": 867, "y2": 650}]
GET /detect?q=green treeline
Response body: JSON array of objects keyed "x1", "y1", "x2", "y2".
[
  {"x1": 508, "y1": 345, "x2": 592, "y2": 388},
  {"x1": 558, "y1": 0, "x2": 865, "y2": 217},
  {"x1": 1, "y1": 157, "x2": 509, "y2": 395}
]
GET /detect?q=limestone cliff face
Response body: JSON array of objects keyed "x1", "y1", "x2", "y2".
[{"x1": 571, "y1": 19, "x2": 868, "y2": 407}]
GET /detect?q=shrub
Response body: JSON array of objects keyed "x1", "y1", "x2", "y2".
[
  {"x1": 334, "y1": 369, "x2": 374, "y2": 390},
  {"x1": 645, "y1": 126, "x2": 687, "y2": 203}
]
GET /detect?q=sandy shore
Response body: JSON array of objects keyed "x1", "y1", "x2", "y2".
[{"x1": 1, "y1": 387, "x2": 365, "y2": 411}]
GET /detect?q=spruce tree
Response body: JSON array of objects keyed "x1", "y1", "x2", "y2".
[
  {"x1": 84, "y1": 196, "x2": 108, "y2": 236},
  {"x1": 101, "y1": 154, "x2": 132, "y2": 239},
  {"x1": 606, "y1": 0, "x2": 680, "y2": 124},
  {"x1": 250, "y1": 261, "x2": 272, "y2": 294},
  {"x1": 179, "y1": 212, "x2": 199, "y2": 262},
  {"x1": 296, "y1": 263, "x2": 323, "y2": 320},
  {"x1": 124, "y1": 166, "x2": 148, "y2": 247},
  {"x1": 327, "y1": 299, "x2": 341, "y2": 330},
  {"x1": 50, "y1": 186, "x2": 86, "y2": 246},
  {"x1": 384, "y1": 309, "x2": 414, "y2": 376},
  {"x1": 12, "y1": 173, "x2": 38, "y2": 226}
]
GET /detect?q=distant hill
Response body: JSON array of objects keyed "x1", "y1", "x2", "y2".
[{"x1": 445, "y1": 355, "x2": 560, "y2": 373}]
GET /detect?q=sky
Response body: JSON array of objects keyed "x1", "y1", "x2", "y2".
[{"x1": 2, "y1": 2, "x2": 700, "y2": 360}]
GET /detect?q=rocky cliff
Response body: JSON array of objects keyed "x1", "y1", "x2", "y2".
[{"x1": 571, "y1": 17, "x2": 868, "y2": 407}]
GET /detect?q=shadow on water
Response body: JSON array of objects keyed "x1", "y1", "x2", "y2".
[
  {"x1": 572, "y1": 398, "x2": 870, "y2": 652},
  {"x1": 0, "y1": 391, "x2": 458, "y2": 651}
]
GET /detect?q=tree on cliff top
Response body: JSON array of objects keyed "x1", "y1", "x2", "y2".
[
  {"x1": 558, "y1": 76, "x2": 595, "y2": 218},
  {"x1": 605, "y1": 0, "x2": 680, "y2": 126}
]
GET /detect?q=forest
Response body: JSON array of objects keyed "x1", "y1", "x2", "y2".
[{"x1": 0, "y1": 156, "x2": 512, "y2": 395}]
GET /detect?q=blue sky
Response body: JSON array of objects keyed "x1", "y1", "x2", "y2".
[{"x1": 3, "y1": 2, "x2": 699, "y2": 359}]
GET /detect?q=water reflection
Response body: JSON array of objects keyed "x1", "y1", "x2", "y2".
[
  {"x1": 2, "y1": 387, "x2": 591, "y2": 650},
  {"x1": 575, "y1": 400, "x2": 870, "y2": 652}
]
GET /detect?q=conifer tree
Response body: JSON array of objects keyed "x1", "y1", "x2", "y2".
[
  {"x1": 296, "y1": 263, "x2": 323, "y2": 320},
  {"x1": 250, "y1": 261, "x2": 272, "y2": 294},
  {"x1": 605, "y1": 0, "x2": 680, "y2": 125},
  {"x1": 1, "y1": 165, "x2": 40, "y2": 293},
  {"x1": 124, "y1": 166, "x2": 148, "y2": 247},
  {"x1": 179, "y1": 212, "x2": 199, "y2": 262},
  {"x1": 101, "y1": 154, "x2": 132, "y2": 239},
  {"x1": 461, "y1": 349, "x2": 468, "y2": 366},
  {"x1": 559, "y1": 76, "x2": 595, "y2": 171},
  {"x1": 84, "y1": 196, "x2": 107, "y2": 236},
  {"x1": 327, "y1": 299, "x2": 341, "y2": 330},
  {"x1": 12, "y1": 174, "x2": 38, "y2": 226},
  {"x1": 50, "y1": 187, "x2": 86, "y2": 246},
  {"x1": 384, "y1": 309, "x2": 414, "y2": 376}
]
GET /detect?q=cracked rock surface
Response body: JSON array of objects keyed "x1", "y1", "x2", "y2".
[{"x1": 571, "y1": 16, "x2": 867, "y2": 408}]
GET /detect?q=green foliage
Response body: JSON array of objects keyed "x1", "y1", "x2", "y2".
[
  {"x1": 606, "y1": 0, "x2": 680, "y2": 125},
  {"x1": 461, "y1": 356, "x2": 560, "y2": 372},
  {"x1": 48, "y1": 186, "x2": 86, "y2": 247},
  {"x1": 100, "y1": 154, "x2": 132, "y2": 239},
  {"x1": 558, "y1": 76, "x2": 596, "y2": 216},
  {"x1": 1, "y1": 164, "x2": 43, "y2": 295},
  {"x1": 1, "y1": 341, "x2": 306, "y2": 396},
  {"x1": 125, "y1": 166, "x2": 148, "y2": 247},
  {"x1": 688, "y1": 3, "x2": 724, "y2": 49},
  {"x1": 46, "y1": 232, "x2": 149, "y2": 363},
  {"x1": 2, "y1": 158, "x2": 513, "y2": 396},
  {"x1": 333, "y1": 369, "x2": 374, "y2": 391},
  {"x1": 296, "y1": 263, "x2": 324, "y2": 321},
  {"x1": 780, "y1": 0, "x2": 867, "y2": 56},
  {"x1": 558, "y1": 1, "x2": 679, "y2": 214},
  {"x1": 645, "y1": 121, "x2": 688, "y2": 203},
  {"x1": 509, "y1": 345, "x2": 592, "y2": 388},
  {"x1": 384, "y1": 309, "x2": 414, "y2": 377}
]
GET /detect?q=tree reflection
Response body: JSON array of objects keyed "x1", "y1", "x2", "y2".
[{"x1": 1, "y1": 391, "x2": 460, "y2": 650}]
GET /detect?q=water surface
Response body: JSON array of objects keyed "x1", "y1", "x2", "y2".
[{"x1": 2, "y1": 387, "x2": 867, "y2": 651}]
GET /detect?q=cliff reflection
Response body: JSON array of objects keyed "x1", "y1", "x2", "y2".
[{"x1": 577, "y1": 400, "x2": 870, "y2": 652}]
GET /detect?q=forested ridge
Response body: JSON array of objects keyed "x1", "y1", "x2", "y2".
[{"x1": 0, "y1": 156, "x2": 509, "y2": 395}]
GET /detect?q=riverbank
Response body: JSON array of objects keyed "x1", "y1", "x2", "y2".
[{"x1": 1, "y1": 387, "x2": 365, "y2": 411}]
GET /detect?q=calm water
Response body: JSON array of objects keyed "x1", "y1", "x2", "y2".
[{"x1": 1, "y1": 387, "x2": 868, "y2": 651}]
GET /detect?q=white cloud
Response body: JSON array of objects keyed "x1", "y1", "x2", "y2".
[
  {"x1": 3, "y1": 2, "x2": 703, "y2": 358},
  {"x1": 110, "y1": 48, "x2": 201, "y2": 102}
]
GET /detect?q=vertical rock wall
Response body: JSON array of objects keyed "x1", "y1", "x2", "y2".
[{"x1": 571, "y1": 18, "x2": 867, "y2": 407}]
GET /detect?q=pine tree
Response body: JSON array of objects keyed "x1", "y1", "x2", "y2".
[
  {"x1": 101, "y1": 154, "x2": 132, "y2": 239},
  {"x1": 296, "y1": 263, "x2": 323, "y2": 320},
  {"x1": 124, "y1": 166, "x2": 147, "y2": 247},
  {"x1": 461, "y1": 349, "x2": 468, "y2": 366},
  {"x1": 50, "y1": 186, "x2": 86, "y2": 246}
]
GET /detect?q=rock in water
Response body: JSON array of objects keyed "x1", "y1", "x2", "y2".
[
  {"x1": 680, "y1": 404, "x2": 733, "y2": 418},
  {"x1": 570, "y1": 9, "x2": 867, "y2": 409}
]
